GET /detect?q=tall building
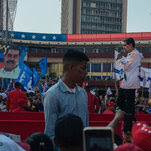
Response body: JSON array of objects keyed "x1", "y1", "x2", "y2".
[
  {"x1": 61, "y1": 0, "x2": 127, "y2": 34},
  {"x1": 0, "y1": 0, "x2": 4, "y2": 30},
  {"x1": 0, "y1": 0, "x2": 18, "y2": 31}
]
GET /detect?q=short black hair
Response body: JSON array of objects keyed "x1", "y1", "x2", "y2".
[
  {"x1": 26, "y1": 132, "x2": 54, "y2": 151},
  {"x1": 6, "y1": 45, "x2": 22, "y2": 56},
  {"x1": 15, "y1": 82, "x2": 21, "y2": 88},
  {"x1": 63, "y1": 49, "x2": 89, "y2": 71},
  {"x1": 55, "y1": 113, "x2": 83, "y2": 148},
  {"x1": 123, "y1": 37, "x2": 135, "y2": 48}
]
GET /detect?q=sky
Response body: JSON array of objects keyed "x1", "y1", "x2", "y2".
[{"x1": 13, "y1": 0, "x2": 151, "y2": 34}]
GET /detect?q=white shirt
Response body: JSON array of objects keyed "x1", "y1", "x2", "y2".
[
  {"x1": 0, "y1": 66, "x2": 21, "y2": 79},
  {"x1": 119, "y1": 49, "x2": 144, "y2": 89}
]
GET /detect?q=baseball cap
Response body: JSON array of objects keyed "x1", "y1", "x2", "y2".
[
  {"x1": 0, "y1": 135, "x2": 25, "y2": 151},
  {"x1": 107, "y1": 101, "x2": 116, "y2": 107},
  {"x1": 55, "y1": 113, "x2": 83, "y2": 148},
  {"x1": 132, "y1": 121, "x2": 151, "y2": 151},
  {"x1": 17, "y1": 98, "x2": 28, "y2": 106},
  {"x1": 114, "y1": 143, "x2": 143, "y2": 151}
]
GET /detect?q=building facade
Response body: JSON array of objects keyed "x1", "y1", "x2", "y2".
[
  {"x1": 0, "y1": 31, "x2": 150, "y2": 80},
  {"x1": 61, "y1": 0, "x2": 127, "y2": 34}
]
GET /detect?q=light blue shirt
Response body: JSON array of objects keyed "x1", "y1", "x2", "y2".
[{"x1": 43, "y1": 79, "x2": 89, "y2": 138}]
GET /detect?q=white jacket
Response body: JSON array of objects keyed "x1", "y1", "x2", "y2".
[{"x1": 119, "y1": 49, "x2": 144, "y2": 89}]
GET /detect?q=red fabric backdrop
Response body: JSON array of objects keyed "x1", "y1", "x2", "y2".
[{"x1": 0, "y1": 112, "x2": 151, "y2": 140}]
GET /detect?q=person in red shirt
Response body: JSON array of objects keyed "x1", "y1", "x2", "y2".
[
  {"x1": 12, "y1": 98, "x2": 29, "y2": 112},
  {"x1": 6, "y1": 82, "x2": 29, "y2": 112},
  {"x1": 85, "y1": 85, "x2": 99, "y2": 113},
  {"x1": 102, "y1": 101, "x2": 116, "y2": 114}
]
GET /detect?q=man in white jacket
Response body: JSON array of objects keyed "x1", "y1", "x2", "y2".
[{"x1": 117, "y1": 37, "x2": 143, "y2": 123}]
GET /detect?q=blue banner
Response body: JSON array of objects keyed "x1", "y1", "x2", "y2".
[
  {"x1": 0, "y1": 43, "x2": 27, "y2": 79},
  {"x1": 19, "y1": 47, "x2": 28, "y2": 68},
  {"x1": 32, "y1": 68, "x2": 40, "y2": 86},
  {"x1": 16, "y1": 64, "x2": 33, "y2": 87},
  {"x1": 2, "y1": 78, "x2": 7, "y2": 90},
  {"x1": 0, "y1": 30, "x2": 66, "y2": 42},
  {"x1": 39, "y1": 57, "x2": 47, "y2": 77}
]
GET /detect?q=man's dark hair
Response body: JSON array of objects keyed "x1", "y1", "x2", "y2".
[
  {"x1": 26, "y1": 132, "x2": 54, "y2": 151},
  {"x1": 6, "y1": 45, "x2": 22, "y2": 56},
  {"x1": 123, "y1": 37, "x2": 135, "y2": 48},
  {"x1": 15, "y1": 82, "x2": 21, "y2": 89},
  {"x1": 55, "y1": 113, "x2": 83, "y2": 148},
  {"x1": 63, "y1": 49, "x2": 89, "y2": 71}
]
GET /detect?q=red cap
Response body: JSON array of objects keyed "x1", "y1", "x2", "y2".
[
  {"x1": 107, "y1": 101, "x2": 116, "y2": 107},
  {"x1": 114, "y1": 143, "x2": 143, "y2": 151},
  {"x1": 17, "y1": 98, "x2": 28, "y2": 106},
  {"x1": 132, "y1": 121, "x2": 151, "y2": 151}
]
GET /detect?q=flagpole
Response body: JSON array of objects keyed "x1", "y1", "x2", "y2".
[{"x1": 5, "y1": 0, "x2": 9, "y2": 43}]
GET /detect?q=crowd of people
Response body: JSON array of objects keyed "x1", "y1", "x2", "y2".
[
  {"x1": 0, "y1": 38, "x2": 151, "y2": 151},
  {"x1": 0, "y1": 78, "x2": 151, "y2": 115}
]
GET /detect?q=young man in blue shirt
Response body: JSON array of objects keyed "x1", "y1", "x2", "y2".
[{"x1": 43, "y1": 49, "x2": 89, "y2": 140}]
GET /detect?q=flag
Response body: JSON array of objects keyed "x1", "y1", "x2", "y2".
[
  {"x1": 39, "y1": 57, "x2": 47, "y2": 77},
  {"x1": 27, "y1": 78, "x2": 33, "y2": 90},
  {"x1": 42, "y1": 81, "x2": 48, "y2": 94},
  {"x1": 6, "y1": 79, "x2": 14, "y2": 92},
  {"x1": 2, "y1": 78, "x2": 7, "y2": 90},
  {"x1": 106, "y1": 87, "x2": 112, "y2": 95},
  {"x1": 38, "y1": 81, "x2": 43, "y2": 95},
  {"x1": 32, "y1": 68, "x2": 40, "y2": 86},
  {"x1": 19, "y1": 47, "x2": 27, "y2": 68},
  {"x1": 140, "y1": 67, "x2": 151, "y2": 88},
  {"x1": 114, "y1": 50, "x2": 119, "y2": 61},
  {"x1": 16, "y1": 64, "x2": 33, "y2": 87},
  {"x1": 113, "y1": 50, "x2": 125, "y2": 81},
  {"x1": 0, "y1": 44, "x2": 10, "y2": 68},
  {"x1": 82, "y1": 80, "x2": 88, "y2": 88}
]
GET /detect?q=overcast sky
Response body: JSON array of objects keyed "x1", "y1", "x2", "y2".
[{"x1": 14, "y1": 0, "x2": 151, "y2": 34}]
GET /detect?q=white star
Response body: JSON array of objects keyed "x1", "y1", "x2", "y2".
[
  {"x1": 148, "y1": 131, "x2": 151, "y2": 133},
  {"x1": 52, "y1": 36, "x2": 56, "y2": 40},
  {"x1": 42, "y1": 36, "x2": 46, "y2": 39},
  {"x1": 10, "y1": 33, "x2": 14, "y2": 37},
  {"x1": 137, "y1": 123, "x2": 141, "y2": 126},
  {"x1": 21, "y1": 34, "x2": 25, "y2": 38},
  {"x1": 32, "y1": 35, "x2": 36, "y2": 39}
]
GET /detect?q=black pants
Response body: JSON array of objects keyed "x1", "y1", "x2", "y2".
[{"x1": 117, "y1": 88, "x2": 136, "y2": 117}]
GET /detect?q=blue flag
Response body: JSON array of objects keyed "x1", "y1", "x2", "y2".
[
  {"x1": 39, "y1": 57, "x2": 47, "y2": 77},
  {"x1": 2, "y1": 78, "x2": 7, "y2": 90},
  {"x1": 19, "y1": 46, "x2": 27, "y2": 68},
  {"x1": 33, "y1": 68, "x2": 40, "y2": 86},
  {"x1": 16, "y1": 64, "x2": 33, "y2": 87},
  {"x1": 6, "y1": 79, "x2": 14, "y2": 92}
]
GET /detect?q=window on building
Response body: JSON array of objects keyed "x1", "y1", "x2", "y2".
[
  {"x1": 87, "y1": 63, "x2": 90, "y2": 72},
  {"x1": 91, "y1": 2, "x2": 96, "y2": 8},
  {"x1": 103, "y1": 63, "x2": 111, "y2": 72},
  {"x1": 91, "y1": 63, "x2": 101, "y2": 72}
]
